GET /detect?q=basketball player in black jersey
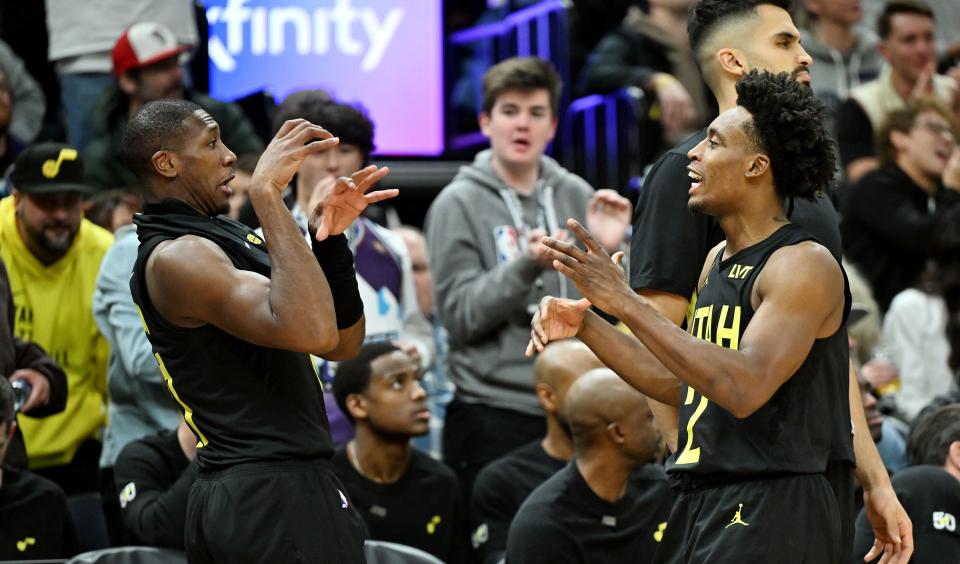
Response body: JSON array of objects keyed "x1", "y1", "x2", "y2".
[
  {"x1": 121, "y1": 99, "x2": 397, "y2": 563},
  {"x1": 528, "y1": 71, "x2": 851, "y2": 562}
]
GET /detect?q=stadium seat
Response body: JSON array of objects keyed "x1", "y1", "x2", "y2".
[
  {"x1": 65, "y1": 547, "x2": 186, "y2": 564},
  {"x1": 363, "y1": 540, "x2": 445, "y2": 564}
]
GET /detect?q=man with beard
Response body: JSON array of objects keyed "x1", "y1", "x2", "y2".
[
  {"x1": 0, "y1": 143, "x2": 113, "y2": 494},
  {"x1": 84, "y1": 21, "x2": 263, "y2": 191}
]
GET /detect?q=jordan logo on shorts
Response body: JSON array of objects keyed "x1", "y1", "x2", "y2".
[{"x1": 725, "y1": 503, "x2": 749, "y2": 528}]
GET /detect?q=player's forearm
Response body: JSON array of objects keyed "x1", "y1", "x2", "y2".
[
  {"x1": 249, "y1": 187, "x2": 338, "y2": 350},
  {"x1": 319, "y1": 316, "x2": 365, "y2": 361},
  {"x1": 848, "y1": 362, "x2": 892, "y2": 491},
  {"x1": 577, "y1": 311, "x2": 681, "y2": 406},
  {"x1": 613, "y1": 293, "x2": 761, "y2": 418}
]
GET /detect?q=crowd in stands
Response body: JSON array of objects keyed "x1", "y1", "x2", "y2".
[{"x1": 0, "y1": 0, "x2": 959, "y2": 563}]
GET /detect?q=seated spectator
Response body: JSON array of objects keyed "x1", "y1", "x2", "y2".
[
  {"x1": 426, "y1": 56, "x2": 631, "y2": 501},
  {"x1": 853, "y1": 404, "x2": 960, "y2": 562},
  {"x1": 84, "y1": 189, "x2": 141, "y2": 233},
  {"x1": 393, "y1": 225, "x2": 454, "y2": 460},
  {"x1": 841, "y1": 97, "x2": 960, "y2": 313},
  {"x1": 880, "y1": 207, "x2": 960, "y2": 421},
  {"x1": 112, "y1": 420, "x2": 197, "y2": 549},
  {"x1": 0, "y1": 377, "x2": 78, "y2": 560},
  {"x1": 94, "y1": 210, "x2": 181, "y2": 542},
  {"x1": 470, "y1": 339, "x2": 602, "y2": 564},
  {"x1": 0, "y1": 143, "x2": 113, "y2": 495},
  {"x1": 332, "y1": 343, "x2": 468, "y2": 562},
  {"x1": 84, "y1": 22, "x2": 263, "y2": 190},
  {"x1": 506, "y1": 368, "x2": 671, "y2": 564},
  {"x1": 835, "y1": 0, "x2": 958, "y2": 183},
  {"x1": 45, "y1": 0, "x2": 198, "y2": 150},
  {"x1": 579, "y1": 0, "x2": 712, "y2": 164},
  {"x1": 0, "y1": 252, "x2": 67, "y2": 471},
  {"x1": 799, "y1": 0, "x2": 883, "y2": 134},
  {"x1": 0, "y1": 39, "x2": 46, "y2": 146},
  {"x1": 856, "y1": 356, "x2": 909, "y2": 475}
]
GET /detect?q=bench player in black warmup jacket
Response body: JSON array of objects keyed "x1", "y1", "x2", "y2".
[
  {"x1": 121, "y1": 99, "x2": 396, "y2": 563},
  {"x1": 529, "y1": 71, "x2": 852, "y2": 562}
]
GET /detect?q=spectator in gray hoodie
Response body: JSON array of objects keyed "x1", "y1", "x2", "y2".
[
  {"x1": 425, "y1": 56, "x2": 631, "y2": 501},
  {"x1": 799, "y1": 0, "x2": 883, "y2": 134}
]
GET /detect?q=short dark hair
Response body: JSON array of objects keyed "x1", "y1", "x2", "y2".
[
  {"x1": 121, "y1": 99, "x2": 204, "y2": 184},
  {"x1": 0, "y1": 377, "x2": 14, "y2": 426},
  {"x1": 876, "y1": 97, "x2": 957, "y2": 166},
  {"x1": 908, "y1": 404, "x2": 960, "y2": 466},
  {"x1": 735, "y1": 69, "x2": 836, "y2": 201},
  {"x1": 688, "y1": 0, "x2": 793, "y2": 61},
  {"x1": 481, "y1": 57, "x2": 563, "y2": 117},
  {"x1": 332, "y1": 342, "x2": 401, "y2": 424},
  {"x1": 877, "y1": 0, "x2": 935, "y2": 40}
]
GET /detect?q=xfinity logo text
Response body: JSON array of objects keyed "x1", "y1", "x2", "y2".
[{"x1": 207, "y1": 0, "x2": 404, "y2": 72}]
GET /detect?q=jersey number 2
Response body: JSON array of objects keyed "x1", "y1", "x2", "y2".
[{"x1": 675, "y1": 388, "x2": 708, "y2": 465}]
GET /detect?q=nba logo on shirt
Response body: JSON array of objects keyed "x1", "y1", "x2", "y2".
[{"x1": 494, "y1": 226, "x2": 520, "y2": 264}]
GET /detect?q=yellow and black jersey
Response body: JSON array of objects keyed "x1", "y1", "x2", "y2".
[
  {"x1": 130, "y1": 199, "x2": 334, "y2": 472},
  {"x1": 667, "y1": 223, "x2": 852, "y2": 479}
]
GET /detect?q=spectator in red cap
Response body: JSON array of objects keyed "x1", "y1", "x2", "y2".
[
  {"x1": 83, "y1": 21, "x2": 264, "y2": 191},
  {"x1": 44, "y1": 0, "x2": 198, "y2": 151}
]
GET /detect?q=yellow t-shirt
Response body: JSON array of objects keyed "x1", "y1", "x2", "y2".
[{"x1": 0, "y1": 196, "x2": 113, "y2": 468}]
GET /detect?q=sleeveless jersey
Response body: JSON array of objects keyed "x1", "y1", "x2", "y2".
[
  {"x1": 667, "y1": 223, "x2": 851, "y2": 478},
  {"x1": 130, "y1": 199, "x2": 334, "y2": 472}
]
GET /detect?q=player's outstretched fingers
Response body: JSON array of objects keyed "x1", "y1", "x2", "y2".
[
  {"x1": 353, "y1": 166, "x2": 391, "y2": 193},
  {"x1": 538, "y1": 244, "x2": 579, "y2": 275},
  {"x1": 349, "y1": 164, "x2": 380, "y2": 187},
  {"x1": 566, "y1": 218, "x2": 605, "y2": 255},
  {"x1": 275, "y1": 118, "x2": 308, "y2": 139},
  {"x1": 364, "y1": 188, "x2": 400, "y2": 205}
]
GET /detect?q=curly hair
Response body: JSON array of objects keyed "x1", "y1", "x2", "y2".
[
  {"x1": 272, "y1": 91, "x2": 375, "y2": 159},
  {"x1": 688, "y1": 0, "x2": 793, "y2": 61},
  {"x1": 734, "y1": 69, "x2": 837, "y2": 201}
]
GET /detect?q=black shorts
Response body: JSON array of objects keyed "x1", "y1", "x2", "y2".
[
  {"x1": 185, "y1": 458, "x2": 367, "y2": 564},
  {"x1": 654, "y1": 473, "x2": 842, "y2": 564},
  {"x1": 824, "y1": 459, "x2": 855, "y2": 561}
]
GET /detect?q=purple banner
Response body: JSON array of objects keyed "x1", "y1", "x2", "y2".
[{"x1": 203, "y1": 0, "x2": 444, "y2": 155}]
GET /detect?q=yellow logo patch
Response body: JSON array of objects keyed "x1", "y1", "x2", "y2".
[
  {"x1": 41, "y1": 149, "x2": 78, "y2": 178},
  {"x1": 653, "y1": 521, "x2": 667, "y2": 542},
  {"x1": 247, "y1": 233, "x2": 263, "y2": 245},
  {"x1": 16, "y1": 537, "x2": 35, "y2": 552},
  {"x1": 426, "y1": 515, "x2": 442, "y2": 534}
]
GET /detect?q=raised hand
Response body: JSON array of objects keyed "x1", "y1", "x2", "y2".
[
  {"x1": 252, "y1": 119, "x2": 340, "y2": 193},
  {"x1": 526, "y1": 296, "x2": 591, "y2": 356},
  {"x1": 539, "y1": 218, "x2": 632, "y2": 315},
  {"x1": 585, "y1": 189, "x2": 632, "y2": 252},
  {"x1": 313, "y1": 165, "x2": 398, "y2": 240}
]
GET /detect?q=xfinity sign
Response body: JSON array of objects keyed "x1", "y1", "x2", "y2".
[{"x1": 202, "y1": 0, "x2": 444, "y2": 155}]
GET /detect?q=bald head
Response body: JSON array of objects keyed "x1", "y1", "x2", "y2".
[
  {"x1": 534, "y1": 339, "x2": 602, "y2": 390},
  {"x1": 564, "y1": 369, "x2": 658, "y2": 461}
]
